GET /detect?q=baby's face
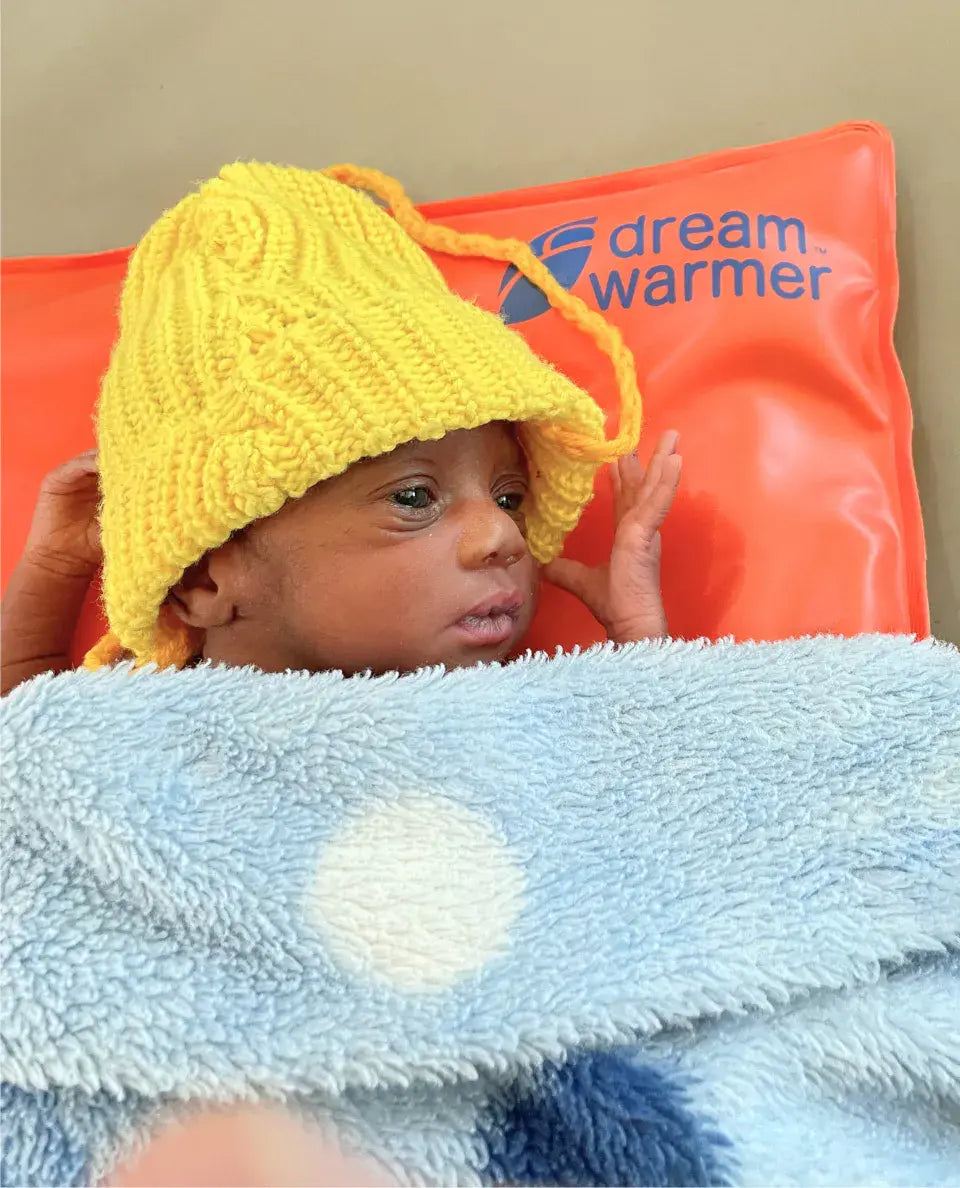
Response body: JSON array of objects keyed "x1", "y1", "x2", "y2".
[{"x1": 173, "y1": 423, "x2": 540, "y2": 675}]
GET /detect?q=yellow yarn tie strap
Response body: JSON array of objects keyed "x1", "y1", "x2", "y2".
[
  {"x1": 82, "y1": 613, "x2": 195, "y2": 672},
  {"x1": 82, "y1": 631, "x2": 126, "y2": 671},
  {"x1": 325, "y1": 165, "x2": 642, "y2": 464},
  {"x1": 150, "y1": 614, "x2": 199, "y2": 671}
]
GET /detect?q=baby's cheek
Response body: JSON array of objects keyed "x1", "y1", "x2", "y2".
[{"x1": 522, "y1": 561, "x2": 542, "y2": 621}]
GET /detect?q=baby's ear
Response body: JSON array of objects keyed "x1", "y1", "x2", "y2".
[{"x1": 167, "y1": 555, "x2": 234, "y2": 630}]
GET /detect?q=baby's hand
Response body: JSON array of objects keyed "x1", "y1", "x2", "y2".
[
  {"x1": 2, "y1": 450, "x2": 103, "y2": 696},
  {"x1": 22, "y1": 449, "x2": 103, "y2": 578},
  {"x1": 545, "y1": 430, "x2": 681, "y2": 642}
]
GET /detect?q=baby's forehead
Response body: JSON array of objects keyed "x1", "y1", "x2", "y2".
[{"x1": 357, "y1": 422, "x2": 526, "y2": 472}]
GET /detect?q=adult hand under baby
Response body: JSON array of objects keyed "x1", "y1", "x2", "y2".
[
  {"x1": 545, "y1": 430, "x2": 681, "y2": 643},
  {"x1": 106, "y1": 1104, "x2": 393, "y2": 1187}
]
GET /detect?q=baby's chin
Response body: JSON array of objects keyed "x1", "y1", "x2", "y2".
[
  {"x1": 427, "y1": 643, "x2": 513, "y2": 672},
  {"x1": 429, "y1": 624, "x2": 530, "y2": 671}
]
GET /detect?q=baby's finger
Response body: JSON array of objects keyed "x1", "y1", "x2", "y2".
[
  {"x1": 40, "y1": 450, "x2": 100, "y2": 495},
  {"x1": 59, "y1": 448, "x2": 99, "y2": 474},
  {"x1": 543, "y1": 558, "x2": 607, "y2": 621},
  {"x1": 615, "y1": 451, "x2": 645, "y2": 519},
  {"x1": 633, "y1": 433, "x2": 676, "y2": 519},
  {"x1": 543, "y1": 558, "x2": 593, "y2": 602},
  {"x1": 610, "y1": 460, "x2": 623, "y2": 524},
  {"x1": 640, "y1": 454, "x2": 682, "y2": 531},
  {"x1": 638, "y1": 430, "x2": 677, "y2": 489}
]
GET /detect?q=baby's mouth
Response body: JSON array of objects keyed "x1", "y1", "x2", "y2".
[{"x1": 454, "y1": 592, "x2": 524, "y2": 647}]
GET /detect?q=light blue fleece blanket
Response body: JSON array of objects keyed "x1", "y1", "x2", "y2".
[{"x1": 2, "y1": 636, "x2": 959, "y2": 1187}]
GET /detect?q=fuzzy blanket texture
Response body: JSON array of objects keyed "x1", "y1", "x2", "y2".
[{"x1": 2, "y1": 636, "x2": 959, "y2": 1187}]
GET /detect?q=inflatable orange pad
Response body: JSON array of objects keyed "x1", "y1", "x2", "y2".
[{"x1": 1, "y1": 122, "x2": 928, "y2": 662}]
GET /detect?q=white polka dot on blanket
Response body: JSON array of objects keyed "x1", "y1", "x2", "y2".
[{"x1": 307, "y1": 794, "x2": 525, "y2": 991}]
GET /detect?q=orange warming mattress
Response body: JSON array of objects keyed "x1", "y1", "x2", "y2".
[{"x1": 1, "y1": 122, "x2": 928, "y2": 661}]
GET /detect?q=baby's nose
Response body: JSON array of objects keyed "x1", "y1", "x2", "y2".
[{"x1": 457, "y1": 500, "x2": 528, "y2": 570}]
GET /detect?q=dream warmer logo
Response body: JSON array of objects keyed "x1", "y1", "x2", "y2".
[
  {"x1": 498, "y1": 210, "x2": 831, "y2": 324},
  {"x1": 498, "y1": 218, "x2": 598, "y2": 325}
]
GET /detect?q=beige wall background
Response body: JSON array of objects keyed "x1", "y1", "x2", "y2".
[{"x1": 3, "y1": 0, "x2": 958, "y2": 641}]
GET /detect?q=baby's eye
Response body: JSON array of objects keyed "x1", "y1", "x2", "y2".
[
  {"x1": 496, "y1": 491, "x2": 525, "y2": 513},
  {"x1": 391, "y1": 486, "x2": 435, "y2": 510}
]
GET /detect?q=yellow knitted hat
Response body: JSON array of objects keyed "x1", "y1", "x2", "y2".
[{"x1": 85, "y1": 163, "x2": 642, "y2": 670}]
